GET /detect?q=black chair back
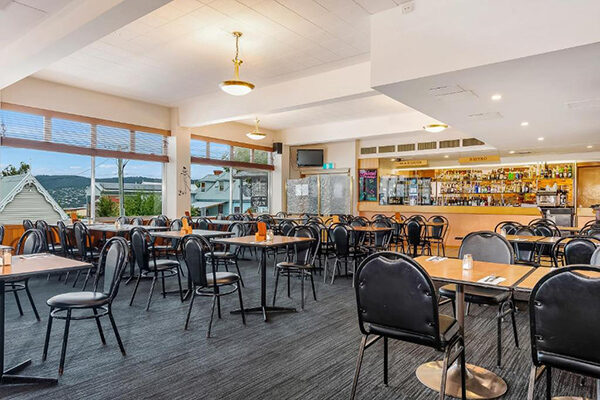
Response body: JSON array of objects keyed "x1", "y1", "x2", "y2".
[
  {"x1": 181, "y1": 234, "x2": 213, "y2": 288},
  {"x1": 459, "y1": 231, "x2": 514, "y2": 264},
  {"x1": 372, "y1": 219, "x2": 392, "y2": 249},
  {"x1": 530, "y1": 265, "x2": 600, "y2": 378},
  {"x1": 0, "y1": 224, "x2": 4, "y2": 244},
  {"x1": 428, "y1": 215, "x2": 448, "y2": 240},
  {"x1": 494, "y1": 221, "x2": 521, "y2": 235},
  {"x1": 35, "y1": 220, "x2": 52, "y2": 251},
  {"x1": 196, "y1": 217, "x2": 210, "y2": 230},
  {"x1": 553, "y1": 237, "x2": 598, "y2": 266},
  {"x1": 288, "y1": 226, "x2": 318, "y2": 265},
  {"x1": 56, "y1": 220, "x2": 72, "y2": 257},
  {"x1": 591, "y1": 247, "x2": 600, "y2": 266},
  {"x1": 148, "y1": 217, "x2": 164, "y2": 227},
  {"x1": 16, "y1": 229, "x2": 46, "y2": 255},
  {"x1": 130, "y1": 227, "x2": 152, "y2": 273},
  {"x1": 514, "y1": 227, "x2": 536, "y2": 263},
  {"x1": 256, "y1": 214, "x2": 275, "y2": 228},
  {"x1": 22, "y1": 219, "x2": 34, "y2": 231},
  {"x1": 355, "y1": 252, "x2": 443, "y2": 349},
  {"x1": 279, "y1": 220, "x2": 297, "y2": 236},
  {"x1": 94, "y1": 237, "x2": 129, "y2": 299},
  {"x1": 130, "y1": 217, "x2": 144, "y2": 226},
  {"x1": 116, "y1": 216, "x2": 129, "y2": 225},
  {"x1": 330, "y1": 223, "x2": 352, "y2": 257},
  {"x1": 73, "y1": 221, "x2": 93, "y2": 261},
  {"x1": 275, "y1": 211, "x2": 287, "y2": 218},
  {"x1": 404, "y1": 217, "x2": 424, "y2": 254}
]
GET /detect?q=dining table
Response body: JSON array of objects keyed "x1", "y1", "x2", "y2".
[
  {"x1": 413, "y1": 255, "x2": 534, "y2": 399},
  {"x1": 211, "y1": 235, "x2": 314, "y2": 322},
  {"x1": 150, "y1": 229, "x2": 232, "y2": 240},
  {"x1": 0, "y1": 253, "x2": 91, "y2": 386}
]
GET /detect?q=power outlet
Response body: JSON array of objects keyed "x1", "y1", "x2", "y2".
[{"x1": 401, "y1": 1, "x2": 415, "y2": 14}]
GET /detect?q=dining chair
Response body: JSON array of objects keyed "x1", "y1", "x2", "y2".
[
  {"x1": 273, "y1": 226, "x2": 319, "y2": 310},
  {"x1": 129, "y1": 227, "x2": 183, "y2": 311},
  {"x1": 207, "y1": 222, "x2": 245, "y2": 287},
  {"x1": 351, "y1": 252, "x2": 466, "y2": 400},
  {"x1": 494, "y1": 221, "x2": 522, "y2": 235},
  {"x1": 71, "y1": 221, "x2": 100, "y2": 290},
  {"x1": 527, "y1": 265, "x2": 600, "y2": 400},
  {"x1": 513, "y1": 226, "x2": 538, "y2": 266},
  {"x1": 551, "y1": 236, "x2": 599, "y2": 267},
  {"x1": 7, "y1": 229, "x2": 45, "y2": 321},
  {"x1": 116, "y1": 216, "x2": 129, "y2": 225},
  {"x1": 180, "y1": 234, "x2": 245, "y2": 336},
  {"x1": 43, "y1": 236, "x2": 129, "y2": 375},
  {"x1": 327, "y1": 223, "x2": 367, "y2": 285},
  {"x1": 427, "y1": 215, "x2": 448, "y2": 256},
  {"x1": 438, "y1": 231, "x2": 518, "y2": 367}
]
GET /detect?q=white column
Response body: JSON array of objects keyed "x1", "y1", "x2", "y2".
[
  {"x1": 165, "y1": 109, "x2": 191, "y2": 219},
  {"x1": 271, "y1": 144, "x2": 289, "y2": 213},
  {"x1": 90, "y1": 156, "x2": 96, "y2": 221}
]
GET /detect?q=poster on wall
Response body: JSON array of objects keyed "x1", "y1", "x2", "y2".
[{"x1": 359, "y1": 169, "x2": 378, "y2": 201}]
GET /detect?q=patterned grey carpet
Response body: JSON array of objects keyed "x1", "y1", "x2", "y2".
[{"x1": 2, "y1": 257, "x2": 596, "y2": 400}]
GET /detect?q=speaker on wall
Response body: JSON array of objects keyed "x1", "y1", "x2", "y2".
[{"x1": 273, "y1": 142, "x2": 283, "y2": 154}]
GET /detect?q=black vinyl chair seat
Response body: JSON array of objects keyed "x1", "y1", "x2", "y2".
[
  {"x1": 207, "y1": 251, "x2": 236, "y2": 259},
  {"x1": 206, "y1": 271, "x2": 240, "y2": 286},
  {"x1": 47, "y1": 292, "x2": 109, "y2": 308},
  {"x1": 152, "y1": 259, "x2": 180, "y2": 271},
  {"x1": 438, "y1": 284, "x2": 511, "y2": 305},
  {"x1": 276, "y1": 261, "x2": 313, "y2": 269},
  {"x1": 368, "y1": 314, "x2": 458, "y2": 346}
]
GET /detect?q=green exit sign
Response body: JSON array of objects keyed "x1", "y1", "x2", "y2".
[{"x1": 323, "y1": 162, "x2": 334, "y2": 169}]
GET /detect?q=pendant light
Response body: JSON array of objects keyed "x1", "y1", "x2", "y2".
[
  {"x1": 423, "y1": 123, "x2": 448, "y2": 133},
  {"x1": 220, "y1": 32, "x2": 255, "y2": 96},
  {"x1": 246, "y1": 118, "x2": 265, "y2": 140}
]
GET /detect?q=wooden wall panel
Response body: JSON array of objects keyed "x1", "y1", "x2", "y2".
[{"x1": 577, "y1": 166, "x2": 600, "y2": 208}]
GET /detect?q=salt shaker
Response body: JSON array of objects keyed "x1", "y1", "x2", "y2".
[{"x1": 462, "y1": 253, "x2": 473, "y2": 270}]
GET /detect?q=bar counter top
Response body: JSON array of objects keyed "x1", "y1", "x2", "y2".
[{"x1": 357, "y1": 203, "x2": 542, "y2": 216}]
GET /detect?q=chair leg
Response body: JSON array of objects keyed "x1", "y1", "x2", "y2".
[
  {"x1": 350, "y1": 335, "x2": 368, "y2": 400},
  {"x1": 237, "y1": 284, "x2": 246, "y2": 325},
  {"x1": 497, "y1": 305, "x2": 503, "y2": 368},
  {"x1": 145, "y1": 275, "x2": 157, "y2": 311},
  {"x1": 82, "y1": 268, "x2": 92, "y2": 291},
  {"x1": 526, "y1": 364, "x2": 537, "y2": 400},
  {"x1": 510, "y1": 302, "x2": 519, "y2": 348},
  {"x1": 129, "y1": 275, "x2": 141, "y2": 306},
  {"x1": 309, "y1": 271, "x2": 317, "y2": 301},
  {"x1": 107, "y1": 307, "x2": 126, "y2": 356},
  {"x1": 272, "y1": 268, "x2": 280, "y2": 307},
  {"x1": 184, "y1": 290, "x2": 196, "y2": 330},
  {"x1": 287, "y1": 268, "x2": 291, "y2": 298},
  {"x1": 383, "y1": 336, "x2": 388, "y2": 385},
  {"x1": 24, "y1": 280, "x2": 40, "y2": 321},
  {"x1": 176, "y1": 267, "x2": 183, "y2": 302},
  {"x1": 459, "y1": 338, "x2": 467, "y2": 400},
  {"x1": 440, "y1": 341, "x2": 452, "y2": 400},
  {"x1": 207, "y1": 295, "x2": 217, "y2": 338},
  {"x1": 546, "y1": 366, "x2": 552, "y2": 400},
  {"x1": 72, "y1": 270, "x2": 81, "y2": 288},
  {"x1": 58, "y1": 309, "x2": 72, "y2": 375},
  {"x1": 92, "y1": 308, "x2": 106, "y2": 345},
  {"x1": 11, "y1": 283, "x2": 24, "y2": 316},
  {"x1": 42, "y1": 308, "x2": 53, "y2": 361},
  {"x1": 216, "y1": 286, "x2": 222, "y2": 319},
  {"x1": 161, "y1": 271, "x2": 166, "y2": 298},
  {"x1": 234, "y1": 259, "x2": 244, "y2": 287},
  {"x1": 300, "y1": 270, "x2": 305, "y2": 310}
]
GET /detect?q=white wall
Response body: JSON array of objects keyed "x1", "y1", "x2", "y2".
[{"x1": 3, "y1": 77, "x2": 171, "y2": 130}]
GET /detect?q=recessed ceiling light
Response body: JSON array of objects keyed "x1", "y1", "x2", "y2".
[
  {"x1": 491, "y1": 94, "x2": 502, "y2": 101},
  {"x1": 538, "y1": 137, "x2": 544, "y2": 141},
  {"x1": 444, "y1": 155, "x2": 449, "y2": 158},
  {"x1": 423, "y1": 124, "x2": 448, "y2": 133},
  {"x1": 521, "y1": 121, "x2": 529, "y2": 127},
  {"x1": 509, "y1": 150, "x2": 515, "y2": 154},
  {"x1": 587, "y1": 145, "x2": 593, "y2": 149}
]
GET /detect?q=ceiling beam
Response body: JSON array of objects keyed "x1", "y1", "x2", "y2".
[
  {"x1": 0, "y1": 0, "x2": 172, "y2": 90},
  {"x1": 178, "y1": 62, "x2": 377, "y2": 127}
]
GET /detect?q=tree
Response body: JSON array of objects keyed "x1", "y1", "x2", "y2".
[
  {"x1": 2, "y1": 162, "x2": 31, "y2": 176},
  {"x1": 124, "y1": 192, "x2": 162, "y2": 216},
  {"x1": 96, "y1": 195, "x2": 118, "y2": 217}
]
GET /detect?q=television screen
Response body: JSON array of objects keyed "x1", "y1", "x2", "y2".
[{"x1": 297, "y1": 149, "x2": 323, "y2": 167}]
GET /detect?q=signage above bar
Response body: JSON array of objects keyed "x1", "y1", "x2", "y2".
[
  {"x1": 394, "y1": 159, "x2": 428, "y2": 167},
  {"x1": 459, "y1": 155, "x2": 501, "y2": 164}
]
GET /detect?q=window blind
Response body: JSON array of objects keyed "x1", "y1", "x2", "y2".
[{"x1": 0, "y1": 106, "x2": 169, "y2": 163}]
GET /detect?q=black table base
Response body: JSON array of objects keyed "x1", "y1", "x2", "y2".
[{"x1": 0, "y1": 284, "x2": 58, "y2": 386}]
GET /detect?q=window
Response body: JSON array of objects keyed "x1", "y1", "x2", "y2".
[
  {"x1": 96, "y1": 125, "x2": 130, "y2": 152},
  {"x1": 190, "y1": 164, "x2": 227, "y2": 217},
  {"x1": 210, "y1": 142, "x2": 230, "y2": 161},
  {"x1": 233, "y1": 146, "x2": 251, "y2": 162},
  {"x1": 231, "y1": 169, "x2": 269, "y2": 214},
  {"x1": 1, "y1": 109, "x2": 44, "y2": 140},
  {"x1": 254, "y1": 149, "x2": 270, "y2": 165},
  {"x1": 190, "y1": 139, "x2": 207, "y2": 158},
  {"x1": 51, "y1": 118, "x2": 91, "y2": 147}
]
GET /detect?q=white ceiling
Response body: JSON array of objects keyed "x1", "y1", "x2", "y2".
[
  {"x1": 376, "y1": 42, "x2": 600, "y2": 155},
  {"x1": 33, "y1": 0, "x2": 404, "y2": 105},
  {"x1": 242, "y1": 93, "x2": 413, "y2": 129},
  {"x1": 0, "y1": 0, "x2": 74, "y2": 47}
]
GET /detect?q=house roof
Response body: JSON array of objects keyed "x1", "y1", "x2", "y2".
[{"x1": 0, "y1": 173, "x2": 68, "y2": 219}]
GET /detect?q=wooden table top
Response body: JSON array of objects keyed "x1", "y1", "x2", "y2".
[
  {"x1": 414, "y1": 256, "x2": 534, "y2": 289},
  {"x1": 213, "y1": 235, "x2": 313, "y2": 248},
  {"x1": 0, "y1": 253, "x2": 91, "y2": 280},
  {"x1": 208, "y1": 220, "x2": 255, "y2": 225},
  {"x1": 505, "y1": 234, "x2": 548, "y2": 243},
  {"x1": 557, "y1": 226, "x2": 580, "y2": 232},
  {"x1": 352, "y1": 226, "x2": 393, "y2": 232},
  {"x1": 150, "y1": 229, "x2": 232, "y2": 239},
  {"x1": 516, "y1": 266, "x2": 600, "y2": 291}
]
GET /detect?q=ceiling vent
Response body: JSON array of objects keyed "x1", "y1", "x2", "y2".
[
  {"x1": 397, "y1": 143, "x2": 416, "y2": 152},
  {"x1": 429, "y1": 85, "x2": 478, "y2": 102},
  {"x1": 378, "y1": 145, "x2": 395, "y2": 153},
  {"x1": 439, "y1": 139, "x2": 460, "y2": 149},
  {"x1": 360, "y1": 147, "x2": 376, "y2": 155},
  {"x1": 566, "y1": 98, "x2": 600, "y2": 110},
  {"x1": 418, "y1": 141, "x2": 437, "y2": 151},
  {"x1": 462, "y1": 138, "x2": 485, "y2": 146},
  {"x1": 467, "y1": 112, "x2": 503, "y2": 121}
]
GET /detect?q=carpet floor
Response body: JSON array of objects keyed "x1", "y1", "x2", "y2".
[{"x1": 1, "y1": 255, "x2": 596, "y2": 400}]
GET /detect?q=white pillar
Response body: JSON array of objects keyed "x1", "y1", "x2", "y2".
[
  {"x1": 271, "y1": 144, "x2": 289, "y2": 213},
  {"x1": 165, "y1": 109, "x2": 191, "y2": 219}
]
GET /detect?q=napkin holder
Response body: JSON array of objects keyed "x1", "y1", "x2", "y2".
[{"x1": 255, "y1": 222, "x2": 267, "y2": 241}]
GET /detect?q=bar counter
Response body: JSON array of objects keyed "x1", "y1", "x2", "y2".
[{"x1": 358, "y1": 203, "x2": 542, "y2": 246}]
